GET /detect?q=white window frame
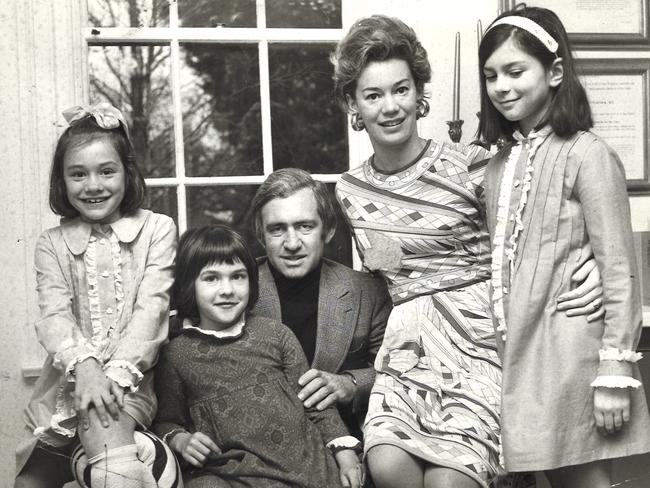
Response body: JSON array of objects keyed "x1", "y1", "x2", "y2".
[{"x1": 84, "y1": 0, "x2": 346, "y2": 234}]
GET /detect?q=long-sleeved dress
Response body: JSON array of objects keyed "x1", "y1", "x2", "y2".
[
  {"x1": 336, "y1": 140, "x2": 504, "y2": 488},
  {"x1": 153, "y1": 314, "x2": 350, "y2": 488},
  {"x1": 484, "y1": 127, "x2": 650, "y2": 471},
  {"x1": 16, "y1": 209, "x2": 177, "y2": 474}
]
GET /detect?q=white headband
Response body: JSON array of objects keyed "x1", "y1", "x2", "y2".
[{"x1": 486, "y1": 16, "x2": 558, "y2": 54}]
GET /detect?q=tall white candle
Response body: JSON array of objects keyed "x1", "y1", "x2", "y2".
[{"x1": 453, "y1": 32, "x2": 460, "y2": 120}]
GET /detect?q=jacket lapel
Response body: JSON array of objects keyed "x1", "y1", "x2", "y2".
[
  {"x1": 313, "y1": 260, "x2": 359, "y2": 372},
  {"x1": 255, "y1": 260, "x2": 282, "y2": 321}
]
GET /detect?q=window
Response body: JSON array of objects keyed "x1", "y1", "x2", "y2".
[{"x1": 86, "y1": 0, "x2": 351, "y2": 264}]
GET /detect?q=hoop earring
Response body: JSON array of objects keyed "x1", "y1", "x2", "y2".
[
  {"x1": 416, "y1": 98, "x2": 430, "y2": 119},
  {"x1": 351, "y1": 113, "x2": 365, "y2": 131}
]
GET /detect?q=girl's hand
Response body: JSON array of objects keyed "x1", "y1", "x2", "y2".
[
  {"x1": 594, "y1": 387, "x2": 631, "y2": 435},
  {"x1": 73, "y1": 358, "x2": 121, "y2": 429},
  {"x1": 170, "y1": 431, "x2": 221, "y2": 468},
  {"x1": 557, "y1": 257, "x2": 604, "y2": 322},
  {"x1": 334, "y1": 448, "x2": 364, "y2": 488}
]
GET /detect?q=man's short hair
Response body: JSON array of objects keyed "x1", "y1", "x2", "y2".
[{"x1": 249, "y1": 168, "x2": 337, "y2": 243}]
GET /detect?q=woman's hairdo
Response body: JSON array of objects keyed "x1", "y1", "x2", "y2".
[{"x1": 331, "y1": 15, "x2": 431, "y2": 111}]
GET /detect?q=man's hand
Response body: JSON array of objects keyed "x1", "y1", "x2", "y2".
[
  {"x1": 297, "y1": 369, "x2": 357, "y2": 410},
  {"x1": 170, "y1": 431, "x2": 221, "y2": 468},
  {"x1": 557, "y1": 257, "x2": 604, "y2": 322}
]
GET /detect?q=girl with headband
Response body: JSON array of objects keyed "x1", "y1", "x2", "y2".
[
  {"x1": 479, "y1": 6, "x2": 650, "y2": 486},
  {"x1": 15, "y1": 103, "x2": 178, "y2": 488}
]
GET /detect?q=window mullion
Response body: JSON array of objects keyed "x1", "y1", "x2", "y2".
[
  {"x1": 169, "y1": 0, "x2": 187, "y2": 233},
  {"x1": 257, "y1": 0, "x2": 273, "y2": 175}
]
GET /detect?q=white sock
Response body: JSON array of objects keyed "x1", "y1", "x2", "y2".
[{"x1": 87, "y1": 444, "x2": 157, "y2": 488}]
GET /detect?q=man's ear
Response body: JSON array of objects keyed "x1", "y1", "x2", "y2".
[
  {"x1": 346, "y1": 93, "x2": 358, "y2": 114},
  {"x1": 324, "y1": 227, "x2": 335, "y2": 245},
  {"x1": 549, "y1": 57, "x2": 564, "y2": 88}
]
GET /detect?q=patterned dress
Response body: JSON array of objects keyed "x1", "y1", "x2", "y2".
[
  {"x1": 153, "y1": 314, "x2": 349, "y2": 488},
  {"x1": 336, "y1": 140, "x2": 503, "y2": 487}
]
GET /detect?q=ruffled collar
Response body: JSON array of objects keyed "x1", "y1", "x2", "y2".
[
  {"x1": 512, "y1": 125, "x2": 552, "y2": 145},
  {"x1": 61, "y1": 208, "x2": 149, "y2": 255},
  {"x1": 182, "y1": 314, "x2": 246, "y2": 340}
]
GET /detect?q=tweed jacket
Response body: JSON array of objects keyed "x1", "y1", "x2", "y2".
[{"x1": 253, "y1": 257, "x2": 391, "y2": 427}]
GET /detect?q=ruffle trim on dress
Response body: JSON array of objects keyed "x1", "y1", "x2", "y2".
[
  {"x1": 53, "y1": 337, "x2": 95, "y2": 371},
  {"x1": 108, "y1": 231, "x2": 125, "y2": 337},
  {"x1": 65, "y1": 351, "x2": 100, "y2": 381},
  {"x1": 590, "y1": 375, "x2": 642, "y2": 389},
  {"x1": 599, "y1": 348, "x2": 643, "y2": 363},
  {"x1": 490, "y1": 142, "x2": 522, "y2": 342},
  {"x1": 104, "y1": 359, "x2": 143, "y2": 391},
  {"x1": 84, "y1": 236, "x2": 103, "y2": 344}
]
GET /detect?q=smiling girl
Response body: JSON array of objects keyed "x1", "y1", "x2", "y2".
[
  {"x1": 15, "y1": 103, "x2": 177, "y2": 488},
  {"x1": 153, "y1": 225, "x2": 362, "y2": 488},
  {"x1": 479, "y1": 6, "x2": 650, "y2": 486}
]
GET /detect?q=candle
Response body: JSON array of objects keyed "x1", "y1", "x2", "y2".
[
  {"x1": 477, "y1": 19, "x2": 483, "y2": 47},
  {"x1": 453, "y1": 32, "x2": 460, "y2": 120}
]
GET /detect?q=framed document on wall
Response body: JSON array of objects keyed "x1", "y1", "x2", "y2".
[
  {"x1": 500, "y1": 0, "x2": 650, "y2": 49},
  {"x1": 577, "y1": 59, "x2": 650, "y2": 193}
]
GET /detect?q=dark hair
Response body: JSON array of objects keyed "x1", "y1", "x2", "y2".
[
  {"x1": 49, "y1": 116, "x2": 146, "y2": 218},
  {"x1": 172, "y1": 225, "x2": 259, "y2": 321},
  {"x1": 331, "y1": 15, "x2": 431, "y2": 111},
  {"x1": 477, "y1": 6, "x2": 592, "y2": 144},
  {"x1": 249, "y1": 168, "x2": 337, "y2": 243}
]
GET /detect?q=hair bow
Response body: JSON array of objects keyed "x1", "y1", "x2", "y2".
[{"x1": 62, "y1": 102, "x2": 130, "y2": 137}]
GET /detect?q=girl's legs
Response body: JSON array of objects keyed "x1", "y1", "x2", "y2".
[
  {"x1": 14, "y1": 443, "x2": 74, "y2": 488},
  {"x1": 545, "y1": 459, "x2": 611, "y2": 488},
  {"x1": 367, "y1": 445, "x2": 480, "y2": 488},
  {"x1": 77, "y1": 409, "x2": 156, "y2": 488}
]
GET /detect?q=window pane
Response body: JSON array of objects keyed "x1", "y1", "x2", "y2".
[
  {"x1": 266, "y1": 0, "x2": 341, "y2": 28},
  {"x1": 88, "y1": 0, "x2": 169, "y2": 27},
  {"x1": 178, "y1": 0, "x2": 256, "y2": 27},
  {"x1": 89, "y1": 45, "x2": 175, "y2": 179},
  {"x1": 269, "y1": 44, "x2": 347, "y2": 174},
  {"x1": 144, "y1": 186, "x2": 178, "y2": 224},
  {"x1": 181, "y1": 44, "x2": 263, "y2": 177}
]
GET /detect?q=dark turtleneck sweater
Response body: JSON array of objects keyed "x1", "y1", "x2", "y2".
[{"x1": 269, "y1": 263, "x2": 321, "y2": 364}]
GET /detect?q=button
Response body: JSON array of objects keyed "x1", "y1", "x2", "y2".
[
  {"x1": 101, "y1": 270, "x2": 110, "y2": 278},
  {"x1": 99, "y1": 238, "x2": 106, "y2": 245},
  {"x1": 509, "y1": 215, "x2": 515, "y2": 222},
  {"x1": 106, "y1": 307, "x2": 113, "y2": 315},
  {"x1": 503, "y1": 287, "x2": 509, "y2": 294},
  {"x1": 514, "y1": 179, "x2": 521, "y2": 187},
  {"x1": 89, "y1": 236, "x2": 97, "y2": 243}
]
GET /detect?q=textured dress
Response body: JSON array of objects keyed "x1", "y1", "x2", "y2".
[
  {"x1": 484, "y1": 128, "x2": 650, "y2": 471},
  {"x1": 16, "y1": 209, "x2": 177, "y2": 474},
  {"x1": 336, "y1": 140, "x2": 504, "y2": 487},
  {"x1": 153, "y1": 314, "x2": 350, "y2": 488}
]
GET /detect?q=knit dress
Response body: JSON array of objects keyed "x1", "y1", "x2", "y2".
[
  {"x1": 483, "y1": 128, "x2": 650, "y2": 471},
  {"x1": 336, "y1": 140, "x2": 504, "y2": 487},
  {"x1": 153, "y1": 314, "x2": 350, "y2": 487}
]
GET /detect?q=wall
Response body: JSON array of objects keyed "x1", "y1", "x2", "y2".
[{"x1": 0, "y1": 0, "x2": 85, "y2": 484}]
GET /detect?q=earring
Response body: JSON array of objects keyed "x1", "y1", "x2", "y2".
[
  {"x1": 416, "y1": 98, "x2": 430, "y2": 119},
  {"x1": 350, "y1": 113, "x2": 365, "y2": 131}
]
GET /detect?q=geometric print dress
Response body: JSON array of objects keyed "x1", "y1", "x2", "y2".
[{"x1": 336, "y1": 140, "x2": 505, "y2": 487}]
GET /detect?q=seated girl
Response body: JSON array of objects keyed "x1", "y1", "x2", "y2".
[{"x1": 153, "y1": 225, "x2": 363, "y2": 488}]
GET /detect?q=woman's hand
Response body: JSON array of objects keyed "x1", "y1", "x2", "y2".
[
  {"x1": 334, "y1": 448, "x2": 364, "y2": 488},
  {"x1": 170, "y1": 431, "x2": 221, "y2": 468},
  {"x1": 557, "y1": 257, "x2": 604, "y2": 322},
  {"x1": 73, "y1": 358, "x2": 122, "y2": 430},
  {"x1": 594, "y1": 387, "x2": 630, "y2": 435}
]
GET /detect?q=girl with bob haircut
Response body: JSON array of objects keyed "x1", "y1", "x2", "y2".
[
  {"x1": 15, "y1": 102, "x2": 177, "y2": 488},
  {"x1": 479, "y1": 6, "x2": 650, "y2": 487},
  {"x1": 333, "y1": 13, "x2": 605, "y2": 488},
  {"x1": 153, "y1": 225, "x2": 364, "y2": 488}
]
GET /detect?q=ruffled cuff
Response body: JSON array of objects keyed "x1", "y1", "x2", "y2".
[
  {"x1": 599, "y1": 348, "x2": 642, "y2": 362},
  {"x1": 64, "y1": 351, "x2": 101, "y2": 381},
  {"x1": 104, "y1": 360, "x2": 143, "y2": 391},
  {"x1": 591, "y1": 375, "x2": 642, "y2": 389},
  {"x1": 326, "y1": 435, "x2": 362, "y2": 454},
  {"x1": 53, "y1": 336, "x2": 97, "y2": 374}
]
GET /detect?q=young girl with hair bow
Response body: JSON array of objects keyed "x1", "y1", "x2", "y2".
[{"x1": 15, "y1": 102, "x2": 178, "y2": 488}]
